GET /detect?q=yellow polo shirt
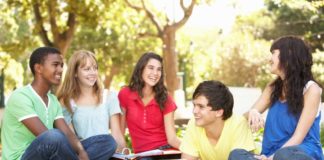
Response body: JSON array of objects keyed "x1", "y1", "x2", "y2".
[{"x1": 180, "y1": 114, "x2": 255, "y2": 160}]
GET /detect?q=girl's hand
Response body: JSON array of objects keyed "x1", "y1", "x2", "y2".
[
  {"x1": 248, "y1": 109, "x2": 265, "y2": 132},
  {"x1": 116, "y1": 140, "x2": 127, "y2": 153}
]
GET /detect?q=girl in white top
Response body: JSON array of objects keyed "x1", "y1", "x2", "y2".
[{"x1": 57, "y1": 50, "x2": 126, "y2": 160}]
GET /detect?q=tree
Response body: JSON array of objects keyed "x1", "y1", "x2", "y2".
[
  {"x1": 125, "y1": 0, "x2": 196, "y2": 96},
  {"x1": 70, "y1": 24, "x2": 160, "y2": 89},
  {"x1": 5, "y1": 0, "x2": 150, "y2": 89},
  {"x1": 234, "y1": 0, "x2": 323, "y2": 50},
  {"x1": 7, "y1": 0, "x2": 115, "y2": 56},
  {"x1": 312, "y1": 50, "x2": 324, "y2": 99},
  {"x1": 210, "y1": 31, "x2": 272, "y2": 89},
  {"x1": 233, "y1": 0, "x2": 324, "y2": 97},
  {"x1": 0, "y1": 0, "x2": 41, "y2": 85},
  {"x1": 236, "y1": 0, "x2": 324, "y2": 85},
  {"x1": 261, "y1": 0, "x2": 323, "y2": 50},
  {"x1": 0, "y1": 52, "x2": 24, "y2": 95},
  {"x1": 69, "y1": 0, "x2": 161, "y2": 89},
  {"x1": 7, "y1": 0, "x2": 75, "y2": 55}
]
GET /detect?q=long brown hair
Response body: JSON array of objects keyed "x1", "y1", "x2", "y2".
[
  {"x1": 129, "y1": 52, "x2": 168, "y2": 110},
  {"x1": 56, "y1": 50, "x2": 103, "y2": 113}
]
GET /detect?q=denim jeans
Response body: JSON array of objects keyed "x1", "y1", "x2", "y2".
[
  {"x1": 228, "y1": 146, "x2": 314, "y2": 160},
  {"x1": 21, "y1": 129, "x2": 79, "y2": 160},
  {"x1": 21, "y1": 129, "x2": 117, "y2": 160},
  {"x1": 81, "y1": 134, "x2": 117, "y2": 160}
]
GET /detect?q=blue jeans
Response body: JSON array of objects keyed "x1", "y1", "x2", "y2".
[
  {"x1": 21, "y1": 129, "x2": 79, "y2": 160},
  {"x1": 81, "y1": 134, "x2": 117, "y2": 160},
  {"x1": 22, "y1": 129, "x2": 117, "y2": 160},
  {"x1": 228, "y1": 146, "x2": 314, "y2": 160}
]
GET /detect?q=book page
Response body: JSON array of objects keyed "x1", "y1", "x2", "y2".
[
  {"x1": 136, "y1": 149, "x2": 163, "y2": 157},
  {"x1": 162, "y1": 150, "x2": 182, "y2": 155},
  {"x1": 112, "y1": 149, "x2": 163, "y2": 159},
  {"x1": 112, "y1": 149, "x2": 181, "y2": 159}
]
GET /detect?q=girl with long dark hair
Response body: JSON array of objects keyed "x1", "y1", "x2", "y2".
[
  {"x1": 118, "y1": 52, "x2": 181, "y2": 155},
  {"x1": 229, "y1": 36, "x2": 323, "y2": 160}
]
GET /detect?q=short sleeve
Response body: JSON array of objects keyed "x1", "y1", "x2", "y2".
[
  {"x1": 180, "y1": 118, "x2": 199, "y2": 157},
  {"x1": 61, "y1": 99, "x2": 77, "y2": 125},
  {"x1": 50, "y1": 94, "x2": 64, "y2": 120},
  {"x1": 231, "y1": 117, "x2": 255, "y2": 151},
  {"x1": 6, "y1": 91, "x2": 38, "y2": 121},
  {"x1": 162, "y1": 95, "x2": 177, "y2": 115},
  {"x1": 106, "y1": 90, "x2": 122, "y2": 116},
  {"x1": 118, "y1": 87, "x2": 129, "y2": 110},
  {"x1": 62, "y1": 107, "x2": 72, "y2": 125},
  {"x1": 55, "y1": 105, "x2": 63, "y2": 120}
]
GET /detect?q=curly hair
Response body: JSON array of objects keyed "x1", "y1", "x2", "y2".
[
  {"x1": 129, "y1": 52, "x2": 168, "y2": 110},
  {"x1": 269, "y1": 36, "x2": 318, "y2": 115}
]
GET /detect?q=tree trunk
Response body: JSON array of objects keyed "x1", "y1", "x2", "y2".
[
  {"x1": 104, "y1": 65, "x2": 120, "y2": 89},
  {"x1": 125, "y1": 0, "x2": 196, "y2": 97},
  {"x1": 162, "y1": 26, "x2": 178, "y2": 97},
  {"x1": 33, "y1": 1, "x2": 76, "y2": 56},
  {"x1": 55, "y1": 35, "x2": 74, "y2": 56}
]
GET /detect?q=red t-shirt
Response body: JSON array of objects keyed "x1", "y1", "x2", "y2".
[{"x1": 118, "y1": 87, "x2": 177, "y2": 153}]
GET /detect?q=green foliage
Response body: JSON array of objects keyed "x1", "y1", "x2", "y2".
[
  {"x1": 2, "y1": 0, "x2": 161, "y2": 89},
  {"x1": 1, "y1": 0, "x2": 322, "y2": 95},
  {"x1": 253, "y1": 128, "x2": 264, "y2": 154},
  {"x1": 0, "y1": 52, "x2": 24, "y2": 94},
  {"x1": 259, "y1": 0, "x2": 324, "y2": 97},
  {"x1": 0, "y1": 1, "x2": 40, "y2": 59},
  {"x1": 313, "y1": 50, "x2": 324, "y2": 99},
  {"x1": 69, "y1": 0, "x2": 161, "y2": 89},
  {"x1": 0, "y1": 0, "x2": 42, "y2": 86},
  {"x1": 211, "y1": 32, "x2": 273, "y2": 89},
  {"x1": 232, "y1": 0, "x2": 324, "y2": 90},
  {"x1": 262, "y1": 0, "x2": 324, "y2": 50},
  {"x1": 178, "y1": 3, "x2": 276, "y2": 91},
  {"x1": 177, "y1": 36, "x2": 196, "y2": 100},
  {"x1": 235, "y1": 10, "x2": 274, "y2": 40},
  {"x1": 176, "y1": 124, "x2": 187, "y2": 139},
  {"x1": 124, "y1": 130, "x2": 132, "y2": 151}
]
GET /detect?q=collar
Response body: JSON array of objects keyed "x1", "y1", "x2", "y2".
[{"x1": 128, "y1": 88, "x2": 158, "y2": 106}]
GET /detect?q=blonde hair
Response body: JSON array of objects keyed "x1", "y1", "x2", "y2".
[{"x1": 56, "y1": 50, "x2": 103, "y2": 113}]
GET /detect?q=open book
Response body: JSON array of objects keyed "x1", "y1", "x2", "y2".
[{"x1": 112, "y1": 149, "x2": 181, "y2": 160}]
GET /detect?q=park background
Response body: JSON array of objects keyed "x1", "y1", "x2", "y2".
[{"x1": 0, "y1": 0, "x2": 323, "y2": 153}]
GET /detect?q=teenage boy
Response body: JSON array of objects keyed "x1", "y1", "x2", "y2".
[
  {"x1": 180, "y1": 80, "x2": 255, "y2": 160},
  {"x1": 1, "y1": 47, "x2": 88, "y2": 160}
]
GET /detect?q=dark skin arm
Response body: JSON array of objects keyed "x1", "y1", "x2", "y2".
[
  {"x1": 54, "y1": 118, "x2": 89, "y2": 160},
  {"x1": 21, "y1": 117, "x2": 48, "y2": 136},
  {"x1": 22, "y1": 117, "x2": 88, "y2": 160}
]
